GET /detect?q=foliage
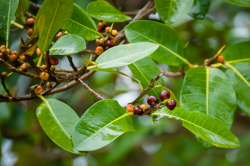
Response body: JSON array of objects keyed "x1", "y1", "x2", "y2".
[{"x1": 0, "y1": 0, "x2": 250, "y2": 165}]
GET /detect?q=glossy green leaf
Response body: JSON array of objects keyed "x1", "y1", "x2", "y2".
[
  {"x1": 15, "y1": 0, "x2": 29, "y2": 18},
  {"x1": 222, "y1": 41, "x2": 250, "y2": 64},
  {"x1": 152, "y1": 107, "x2": 241, "y2": 148},
  {"x1": 188, "y1": 0, "x2": 211, "y2": 19},
  {"x1": 125, "y1": 20, "x2": 189, "y2": 67},
  {"x1": 180, "y1": 67, "x2": 237, "y2": 128},
  {"x1": 128, "y1": 57, "x2": 164, "y2": 98},
  {"x1": 34, "y1": 0, "x2": 74, "y2": 52},
  {"x1": 49, "y1": 34, "x2": 86, "y2": 56},
  {"x1": 88, "y1": 42, "x2": 159, "y2": 70},
  {"x1": 155, "y1": 0, "x2": 194, "y2": 24},
  {"x1": 225, "y1": 62, "x2": 250, "y2": 117},
  {"x1": 36, "y1": 98, "x2": 84, "y2": 154},
  {"x1": 0, "y1": 0, "x2": 19, "y2": 45},
  {"x1": 224, "y1": 0, "x2": 250, "y2": 7},
  {"x1": 72, "y1": 99, "x2": 134, "y2": 151},
  {"x1": 87, "y1": 1, "x2": 131, "y2": 22},
  {"x1": 64, "y1": 3, "x2": 101, "y2": 41}
]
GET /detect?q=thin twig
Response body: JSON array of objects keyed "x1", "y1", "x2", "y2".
[
  {"x1": 130, "y1": 72, "x2": 164, "y2": 105},
  {"x1": 132, "y1": 102, "x2": 163, "y2": 118},
  {"x1": 67, "y1": 56, "x2": 78, "y2": 72},
  {"x1": 78, "y1": 78, "x2": 104, "y2": 101},
  {"x1": 29, "y1": 1, "x2": 41, "y2": 10},
  {"x1": 0, "y1": 75, "x2": 12, "y2": 96},
  {"x1": 81, "y1": 49, "x2": 96, "y2": 54},
  {"x1": 25, "y1": 11, "x2": 36, "y2": 18},
  {"x1": 160, "y1": 68, "x2": 186, "y2": 78}
]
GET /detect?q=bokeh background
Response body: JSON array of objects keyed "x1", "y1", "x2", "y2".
[{"x1": 1, "y1": 0, "x2": 250, "y2": 165}]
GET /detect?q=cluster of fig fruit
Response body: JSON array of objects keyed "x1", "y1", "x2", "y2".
[
  {"x1": 26, "y1": 17, "x2": 35, "y2": 36},
  {"x1": 95, "y1": 21, "x2": 118, "y2": 56},
  {"x1": 126, "y1": 90, "x2": 177, "y2": 115}
]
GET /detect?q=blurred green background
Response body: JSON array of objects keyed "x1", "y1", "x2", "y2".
[{"x1": 1, "y1": 0, "x2": 250, "y2": 165}]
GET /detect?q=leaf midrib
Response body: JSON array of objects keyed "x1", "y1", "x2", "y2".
[
  {"x1": 68, "y1": 18, "x2": 100, "y2": 36},
  {"x1": 43, "y1": 100, "x2": 71, "y2": 139},
  {"x1": 97, "y1": 45, "x2": 158, "y2": 67},
  {"x1": 42, "y1": 0, "x2": 60, "y2": 52},
  {"x1": 76, "y1": 112, "x2": 130, "y2": 148},
  {"x1": 128, "y1": 29, "x2": 188, "y2": 64},
  {"x1": 153, "y1": 111, "x2": 236, "y2": 145},
  {"x1": 206, "y1": 67, "x2": 210, "y2": 115}
]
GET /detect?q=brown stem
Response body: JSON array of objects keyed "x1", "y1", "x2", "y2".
[
  {"x1": 0, "y1": 59, "x2": 40, "y2": 80},
  {"x1": 29, "y1": 1, "x2": 41, "y2": 10},
  {"x1": 132, "y1": 102, "x2": 163, "y2": 118},
  {"x1": 160, "y1": 68, "x2": 186, "y2": 78},
  {"x1": 1, "y1": 75, "x2": 12, "y2": 96},
  {"x1": 24, "y1": 54, "x2": 41, "y2": 75},
  {"x1": 81, "y1": 49, "x2": 96, "y2": 54},
  {"x1": 78, "y1": 78, "x2": 104, "y2": 101},
  {"x1": 130, "y1": 72, "x2": 164, "y2": 105},
  {"x1": 67, "y1": 56, "x2": 78, "y2": 72},
  {"x1": 25, "y1": 11, "x2": 36, "y2": 18}
]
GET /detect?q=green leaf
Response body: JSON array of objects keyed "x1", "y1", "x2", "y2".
[
  {"x1": 36, "y1": 98, "x2": 84, "y2": 154},
  {"x1": 180, "y1": 67, "x2": 237, "y2": 128},
  {"x1": 222, "y1": 41, "x2": 250, "y2": 64},
  {"x1": 34, "y1": 0, "x2": 74, "y2": 52},
  {"x1": 128, "y1": 57, "x2": 164, "y2": 98},
  {"x1": 88, "y1": 42, "x2": 159, "y2": 70},
  {"x1": 188, "y1": 0, "x2": 211, "y2": 19},
  {"x1": 125, "y1": 20, "x2": 190, "y2": 67},
  {"x1": 0, "y1": 0, "x2": 19, "y2": 46},
  {"x1": 15, "y1": 0, "x2": 29, "y2": 18},
  {"x1": 224, "y1": 0, "x2": 250, "y2": 7},
  {"x1": 63, "y1": 3, "x2": 101, "y2": 41},
  {"x1": 155, "y1": 0, "x2": 194, "y2": 24},
  {"x1": 72, "y1": 99, "x2": 134, "y2": 151},
  {"x1": 49, "y1": 34, "x2": 86, "y2": 56},
  {"x1": 225, "y1": 62, "x2": 250, "y2": 117},
  {"x1": 87, "y1": 1, "x2": 131, "y2": 22},
  {"x1": 152, "y1": 107, "x2": 241, "y2": 148}
]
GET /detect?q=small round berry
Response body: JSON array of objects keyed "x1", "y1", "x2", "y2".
[
  {"x1": 147, "y1": 96, "x2": 158, "y2": 105},
  {"x1": 50, "y1": 65, "x2": 55, "y2": 71},
  {"x1": 9, "y1": 54, "x2": 17, "y2": 62},
  {"x1": 46, "y1": 82, "x2": 51, "y2": 88},
  {"x1": 105, "y1": 27, "x2": 110, "y2": 33},
  {"x1": 26, "y1": 18, "x2": 35, "y2": 26},
  {"x1": 102, "y1": 21, "x2": 108, "y2": 25},
  {"x1": 27, "y1": 28, "x2": 33, "y2": 36},
  {"x1": 166, "y1": 99, "x2": 177, "y2": 110},
  {"x1": 98, "y1": 22, "x2": 104, "y2": 28},
  {"x1": 34, "y1": 85, "x2": 43, "y2": 94},
  {"x1": 160, "y1": 90, "x2": 170, "y2": 101},
  {"x1": 140, "y1": 104, "x2": 147, "y2": 110},
  {"x1": 40, "y1": 65, "x2": 47, "y2": 71},
  {"x1": 19, "y1": 55, "x2": 26, "y2": 61},
  {"x1": 40, "y1": 72, "x2": 49, "y2": 80},
  {"x1": 12, "y1": 50, "x2": 19, "y2": 55},
  {"x1": 0, "y1": 53, "x2": 3, "y2": 58},
  {"x1": 106, "y1": 40, "x2": 114, "y2": 48},
  {"x1": 55, "y1": 32, "x2": 63, "y2": 39},
  {"x1": 110, "y1": 36, "x2": 116, "y2": 44},
  {"x1": 7, "y1": 49, "x2": 11, "y2": 54},
  {"x1": 95, "y1": 46, "x2": 104, "y2": 56},
  {"x1": 1, "y1": 72, "x2": 7, "y2": 78},
  {"x1": 0, "y1": 45, "x2": 6, "y2": 49},
  {"x1": 204, "y1": 58, "x2": 209, "y2": 63},
  {"x1": 49, "y1": 57, "x2": 59, "y2": 65},
  {"x1": 111, "y1": 29, "x2": 118, "y2": 36},
  {"x1": 217, "y1": 55, "x2": 225, "y2": 63},
  {"x1": 126, "y1": 104, "x2": 134, "y2": 112},
  {"x1": 98, "y1": 27, "x2": 102, "y2": 33},
  {"x1": 36, "y1": 48, "x2": 41, "y2": 56},
  {"x1": 96, "y1": 38, "x2": 104, "y2": 45},
  {"x1": 133, "y1": 105, "x2": 144, "y2": 115},
  {"x1": 1, "y1": 48, "x2": 7, "y2": 54},
  {"x1": 193, "y1": 64, "x2": 199, "y2": 68},
  {"x1": 20, "y1": 63, "x2": 28, "y2": 71}
]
